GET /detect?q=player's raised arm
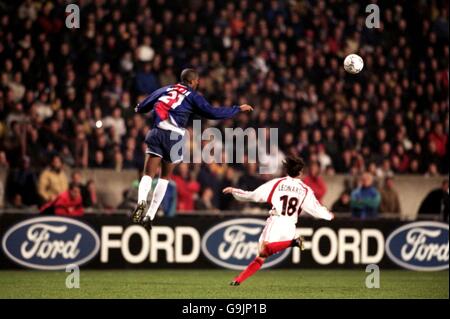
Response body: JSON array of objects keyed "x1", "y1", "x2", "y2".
[
  {"x1": 300, "y1": 188, "x2": 335, "y2": 221},
  {"x1": 223, "y1": 179, "x2": 278, "y2": 203},
  {"x1": 191, "y1": 91, "x2": 253, "y2": 119}
]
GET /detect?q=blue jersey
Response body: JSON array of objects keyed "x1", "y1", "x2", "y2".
[{"x1": 135, "y1": 83, "x2": 240, "y2": 134}]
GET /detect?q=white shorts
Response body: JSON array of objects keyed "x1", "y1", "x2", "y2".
[{"x1": 259, "y1": 215, "x2": 296, "y2": 245}]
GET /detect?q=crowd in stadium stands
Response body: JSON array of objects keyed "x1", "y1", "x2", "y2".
[{"x1": 0, "y1": 0, "x2": 448, "y2": 218}]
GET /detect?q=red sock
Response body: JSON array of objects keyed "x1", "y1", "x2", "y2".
[
  {"x1": 263, "y1": 240, "x2": 293, "y2": 256},
  {"x1": 235, "y1": 257, "x2": 265, "y2": 283}
]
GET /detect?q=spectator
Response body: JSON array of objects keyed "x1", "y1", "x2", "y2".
[
  {"x1": 2, "y1": 120, "x2": 25, "y2": 166},
  {"x1": 171, "y1": 163, "x2": 200, "y2": 212},
  {"x1": 218, "y1": 166, "x2": 240, "y2": 211},
  {"x1": 0, "y1": 151, "x2": 10, "y2": 169},
  {"x1": 197, "y1": 163, "x2": 221, "y2": 206},
  {"x1": 7, "y1": 194, "x2": 26, "y2": 209},
  {"x1": 83, "y1": 179, "x2": 100, "y2": 209},
  {"x1": 428, "y1": 123, "x2": 447, "y2": 158},
  {"x1": 236, "y1": 163, "x2": 264, "y2": 209},
  {"x1": 5, "y1": 156, "x2": 39, "y2": 207},
  {"x1": 70, "y1": 170, "x2": 84, "y2": 188},
  {"x1": 379, "y1": 177, "x2": 401, "y2": 214},
  {"x1": 91, "y1": 150, "x2": 108, "y2": 168},
  {"x1": 119, "y1": 179, "x2": 139, "y2": 210},
  {"x1": 195, "y1": 187, "x2": 219, "y2": 211},
  {"x1": 303, "y1": 161, "x2": 327, "y2": 203},
  {"x1": 40, "y1": 182, "x2": 84, "y2": 217},
  {"x1": 317, "y1": 145, "x2": 332, "y2": 172},
  {"x1": 237, "y1": 163, "x2": 263, "y2": 191},
  {"x1": 60, "y1": 145, "x2": 75, "y2": 167},
  {"x1": 37, "y1": 154, "x2": 68, "y2": 203},
  {"x1": 103, "y1": 107, "x2": 126, "y2": 144},
  {"x1": 68, "y1": 171, "x2": 98, "y2": 208},
  {"x1": 418, "y1": 179, "x2": 449, "y2": 222},
  {"x1": 350, "y1": 172, "x2": 381, "y2": 219},
  {"x1": 18, "y1": 0, "x2": 38, "y2": 21},
  {"x1": 425, "y1": 162, "x2": 441, "y2": 177},
  {"x1": 135, "y1": 63, "x2": 159, "y2": 94},
  {"x1": 332, "y1": 192, "x2": 351, "y2": 213}
]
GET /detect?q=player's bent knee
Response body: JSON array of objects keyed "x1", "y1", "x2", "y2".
[
  {"x1": 259, "y1": 242, "x2": 270, "y2": 258},
  {"x1": 259, "y1": 248, "x2": 271, "y2": 258}
]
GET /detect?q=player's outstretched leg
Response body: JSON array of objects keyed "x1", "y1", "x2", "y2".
[
  {"x1": 230, "y1": 241, "x2": 272, "y2": 286},
  {"x1": 230, "y1": 256, "x2": 265, "y2": 286},
  {"x1": 230, "y1": 237, "x2": 305, "y2": 286}
]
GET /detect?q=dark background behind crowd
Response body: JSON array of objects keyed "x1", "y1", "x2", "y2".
[{"x1": 0, "y1": 0, "x2": 448, "y2": 219}]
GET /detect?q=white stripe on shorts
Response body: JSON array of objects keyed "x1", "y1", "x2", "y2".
[{"x1": 146, "y1": 150, "x2": 163, "y2": 158}]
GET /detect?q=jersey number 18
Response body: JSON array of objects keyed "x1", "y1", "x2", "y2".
[{"x1": 279, "y1": 195, "x2": 300, "y2": 216}]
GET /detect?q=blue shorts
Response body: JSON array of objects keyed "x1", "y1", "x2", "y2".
[{"x1": 145, "y1": 128, "x2": 184, "y2": 163}]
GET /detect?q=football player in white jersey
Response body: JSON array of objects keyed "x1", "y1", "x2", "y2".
[{"x1": 223, "y1": 156, "x2": 335, "y2": 285}]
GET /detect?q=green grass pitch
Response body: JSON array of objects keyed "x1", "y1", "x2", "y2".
[{"x1": 0, "y1": 269, "x2": 448, "y2": 299}]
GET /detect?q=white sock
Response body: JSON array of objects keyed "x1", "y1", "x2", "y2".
[
  {"x1": 138, "y1": 175, "x2": 152, "y2": 204},
  {"x1": 145, "y1": 178, "x2": 169, "y2": 220}
]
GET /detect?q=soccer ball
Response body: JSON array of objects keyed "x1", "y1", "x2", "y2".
[{"x1": 343, "y1": 54, "x2": 364, "y2": 74}]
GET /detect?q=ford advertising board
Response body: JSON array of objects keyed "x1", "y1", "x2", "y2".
[
  {"x1": 385, "y1": 221, "x2": 449, "y2": 271},
  {"x1": 0, "y1": 214, "x2": 448, "y2": 270},
  {"x1": 2, "y1": 216, "x2": 100, "y2": 270}
]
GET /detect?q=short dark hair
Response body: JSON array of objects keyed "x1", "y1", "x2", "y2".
[
  {"x1": 283, "y1": 156, "x2": 305, "y2": 177},
  {"x1": 180, "y1": 68, "x2": 198, "y2": 84}
]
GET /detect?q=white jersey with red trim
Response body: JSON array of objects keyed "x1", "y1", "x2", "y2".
[{"x1": 231, "y1": 176, "x2": 333, "y2": 224}]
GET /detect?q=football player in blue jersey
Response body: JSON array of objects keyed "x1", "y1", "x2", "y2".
[{"x1": 133, "y1": 69, "x2": 253, "y2": 229}]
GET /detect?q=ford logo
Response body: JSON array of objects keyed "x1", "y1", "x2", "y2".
[
  {"x1": 386, "y1": 221, "x2": 449, "y2": 271},
  {"x1": 201, "y1": 218, "x2": 290, "y2": 270},
  {"x1": 2, "y1": 216, "x2": 100, "y2": 270}
]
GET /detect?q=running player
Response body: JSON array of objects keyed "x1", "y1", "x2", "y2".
[
  {"x1": 133, "y1": 68, "x2": 253, "y2": 229},
  {"x1": 222, "y1": 156, "x2": 335, "y2": 285}
]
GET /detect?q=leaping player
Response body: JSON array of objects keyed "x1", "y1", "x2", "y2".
[
  {"x1": 133, "y1": 69, "x2": 253, "y2": 229},
  {"x1": 223, "y1": 156, "x2": 335, "y2": 286}
]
